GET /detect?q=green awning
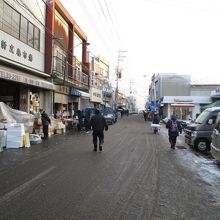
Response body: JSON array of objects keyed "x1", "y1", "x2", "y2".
[{"x1": 201, "y1": 100, "x2": 220, "y2": 110}]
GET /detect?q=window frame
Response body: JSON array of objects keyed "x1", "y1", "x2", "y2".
[
  {"x1": 33, "y1": 26, "x2": 40, "y2": 50},
  {"x1": 0, "y1": 1, "x2": 41, "y2": 51},
  {"x1": 20, "y1": 15, "x2": 28, "y2": 44}
]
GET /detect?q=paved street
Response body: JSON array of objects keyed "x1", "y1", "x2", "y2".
[{"x1": 1, "y1": 114, "x2": 220, "y2": 220}]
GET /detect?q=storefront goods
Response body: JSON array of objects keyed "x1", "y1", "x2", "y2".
[
  {"x1": 0, "y1": 102, "x2": 34, "y2": 133},
  {"x1": 0, "y1": 130, "x2": 6, "y2": 149},
  {"x1": 6, "y1": 123, "x2": 24, "y2": 149},
  {"x1": 30, "y1": 134, "x2": 42, "y2": 145}
]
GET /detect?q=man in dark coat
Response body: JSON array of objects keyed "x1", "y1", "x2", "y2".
[
  {"x1": 77, "y1": 110, "x2": 83, "y2": 131},
  {"x1": 89, "y1": 109, "x2": 108, "y2": 152},
  {"x1": 166, "y1": 115, "x2": 182, "y2": 149},
  {"x1": 40, "y1": 109, "x2": 51, "y2": 139}
]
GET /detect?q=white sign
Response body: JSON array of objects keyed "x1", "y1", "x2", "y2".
[
  {"x1": 0, "y1": 31, "x2": 45, "y2": 72},
  {"x1": 0, "y1": 68, "x2": 54, "y2": 90},
  {"x1": 90, "y1": 88, "x2": 102, "y2": 103}
]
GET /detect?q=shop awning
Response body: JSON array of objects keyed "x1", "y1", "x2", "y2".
[
  {"x1": 80, "y1": 91, "x2": 90, "y2": 99},
  {"x1": 70, "y1": 88, "x2": 90, "y2": 99},
  {"x1": 171, "y1": 103, "x2": 195, "y2": 108},
  {"x1": 70, "y1": 88, "x2": 81, "y2": 97},
  {"x1": 201, "y1": 100, "x2": 220, "y2": 111},
  {"x1": 0, "y1": 66, "x2": 54, "y2": 90}
]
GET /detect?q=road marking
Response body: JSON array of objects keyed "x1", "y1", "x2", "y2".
[{"x1": 0, "y1": 166, "x2": 56, "y2": 204}]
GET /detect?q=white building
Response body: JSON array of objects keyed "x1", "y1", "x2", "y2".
[
  {"x1": 148, "y1": 73, "x2": 220, "y2": 120},
  {"x1": 0, "y1": 0, "x2": 54, "y2": 113}
]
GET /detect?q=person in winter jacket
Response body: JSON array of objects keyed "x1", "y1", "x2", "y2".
[
  {"x1": 88, "y1": 109, "x2": 108, "y2": 152},
  {"x1": 152, "y1": 110, "x2": 160, "y2": 124},
  {"x1": 166, "y1": 115, "x2": 182, "y2": 149},
  {"x1": 40, "y1": 109, "x2": 51, "y2": 139}
]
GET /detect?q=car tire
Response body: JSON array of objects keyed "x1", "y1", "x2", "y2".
[{"x1": 194, "y1": 138, "x2": 210, "y2": 152}]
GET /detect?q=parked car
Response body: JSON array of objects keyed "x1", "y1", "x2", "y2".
[
  {"x1": 101, "y1": 107, "x2": 117, "y2": 125},
  {"x1": 77, "y1": 108, "x2": 96, "y2": 130},
  {"x1": 185, "y1": 107, "x2": 220, "y2": 152},
  {"x1": 211, "y1": 112, "x2": 220, "y2": 161},
  {"x1": 83, "y1": 107, "x2": 96, "y2": 120}
]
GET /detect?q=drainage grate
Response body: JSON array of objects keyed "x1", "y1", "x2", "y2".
[{"x1": 176, "y1": 145, "x2": 187, "y2": 149}]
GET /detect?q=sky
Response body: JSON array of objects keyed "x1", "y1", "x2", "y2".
[{"x1": 60, "y1": 0, "x2": 220, "y2": 108}]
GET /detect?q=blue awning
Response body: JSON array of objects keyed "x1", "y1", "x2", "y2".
[
  {"x1": 70, "y1": 88, "x2": 90, "y2": 99},
  {"x1": 70, "y1": 88, "x2": 81, "y2": 97}
]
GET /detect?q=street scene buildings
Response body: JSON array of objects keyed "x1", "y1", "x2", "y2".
[{"x1": 1, "y1": 0, "x2": 220, "y2": 219}]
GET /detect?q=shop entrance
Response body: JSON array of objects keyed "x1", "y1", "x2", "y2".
[
  {"x1": 0, "y1": 80, "x2": 19, "y2": 109},
  {"x1": 173, "y1": 107, "x2": 192, "y2": 120}
]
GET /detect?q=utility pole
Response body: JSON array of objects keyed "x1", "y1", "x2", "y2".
[{"x1": 115, "y1": 50, "x2": 126, "y2": 110}]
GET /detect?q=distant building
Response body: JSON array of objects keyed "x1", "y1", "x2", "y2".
[
  {"x1": 148, "y1": 73, "x2": 220, "y2": 120},
  {"x1": 90, "y1": 56, "x2": 113, "y2": 108}
]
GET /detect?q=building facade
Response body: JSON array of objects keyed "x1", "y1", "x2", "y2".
[
  {"x1": 148, "y1": 73, "x2": 220, "y2": 120},
  {"x1": 45, "y1": 0, "x2": 90, "y2": 114},
  {"x1": 0, "y1": 0, "x2": 54, "y2": 114},
  {"x1": 90, "y1": 56, "x2": 113, "y2": 108}
]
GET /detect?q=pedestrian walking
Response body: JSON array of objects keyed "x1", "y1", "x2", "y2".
[
  {"x1": 143, "y1": 110, "x2": 147, "y2": 121},
  {"x1": 40, "y1": 109, "x2": 51, "y2": 139},
  {"x1": 152, "y1": 109, "x2": 160, "y2": 124},
  {"x1": 166, "y1": 115, "x2": 182, "y2": 149},
  {"x1": 88, "y1": 109, "x2": 108, "y2": 152},
  {"x1": 126, "y1": 109, "x2": 129, "y2": 116},
  {"x1": 84, "y1": 109, "x2": 90, "y2": 133},
  {"x1": 121, "y1": 109, "x2": 124, "y2": 119},
  {"x1": 77, "y1": 110, "x2": 83, "y2": 131}
]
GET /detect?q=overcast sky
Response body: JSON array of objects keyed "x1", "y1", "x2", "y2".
[{"x1": 60, "y1": 0, "x2": 220, "y2": 108}]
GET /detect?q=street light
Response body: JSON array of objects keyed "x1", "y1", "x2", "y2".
[
  {"x1": 73, "y1": 41, "x2": 90, "y2": 48},
  {"x1": 115, "y1": 50, "x2": 127, "y2": 110},
  {"x1": 143, "y1": 74, "x2": 156, "y2": 110}
]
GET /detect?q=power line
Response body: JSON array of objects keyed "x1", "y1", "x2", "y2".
[
  {"x1": 97, "y1": 0, "x2": 121, "y2": 49},
  {"x1": 103, "y1": 0, "x2": 123, "y2": 49},
  {"x1": 3, "y1": 0, "x2": 95, "y2": 73},
  {"x1": 35, "y1": 0, "x2": 45, "y2": 22},
  {"x1": 79, "y1": 0, "x2": 117, "y2": 54}
]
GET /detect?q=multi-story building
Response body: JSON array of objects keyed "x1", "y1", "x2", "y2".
[
  {"x1": 90, "y1": 56, "x2": 113, "y2": 108},
  {"x1": 45, "y1": 0, "x2": 90, "y2": 114},
  {"x1": 0, "y1": 0, "x2": 54, "y2": 113}
]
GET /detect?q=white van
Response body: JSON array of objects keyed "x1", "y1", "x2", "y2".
[
  {"x1": 211, "y1": 112, "x2": 220, "y2": 160},
  {"x1": 185, "y1": 107, "x2": 220, "y2": 152}
]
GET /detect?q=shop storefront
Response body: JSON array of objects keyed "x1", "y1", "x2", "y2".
[
  {"x1": 70, "y1": 87, "x2": 90, "y2": 110},
  {"x1": 89, "y1": 87, "x2": 102, "y2": 109},
  {"x1": 161, "y1": 96, "x2": 211, "y2": 120},
  {"x1": 0, "y1": 66, "x2": 54, "y2": 114},
  {"x1": 102, "y1": 90, "x2": 113, "y2": 108}
]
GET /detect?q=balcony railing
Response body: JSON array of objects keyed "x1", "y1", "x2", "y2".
[{"x1": 52, "y1": 56, "x2": 89, "y2": 90}]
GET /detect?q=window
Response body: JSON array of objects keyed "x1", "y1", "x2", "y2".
[
  {"x1": 0, "y1": 1, "x2": 40, "y2": 51},
  {"x1": 0, "y1": 0, "x2": 3, "y2": 29},
  {"x1": 2, "y1": 3, "x2": 12, "y2": 35},
  {"x1": 11, "y1": 10, "x2": 20, "y2": 38},
  {"x1": 1, "y1": 3, "x2": 20, "y2": 38},
  {"x1": 28, "y1": 22, "x2": 34, "y2": 47},
  {"x1": 34, "y1": 26, "x2": 40, "y2": 50},
  {"x1": 20, "y1": 16, "x2": 28, "y2": 43}
]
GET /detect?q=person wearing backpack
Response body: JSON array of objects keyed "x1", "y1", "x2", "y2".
[{"x1": 166, "y1": 115, "x2": 182, "y2": 149}]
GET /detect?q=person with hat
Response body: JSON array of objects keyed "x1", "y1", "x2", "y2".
[
  {"x1": 166, "y1": 115, "x2": 182, "y2": 149},
  {"x1": 40, "y1": 109, "x2": 51, "y2": 139}
]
